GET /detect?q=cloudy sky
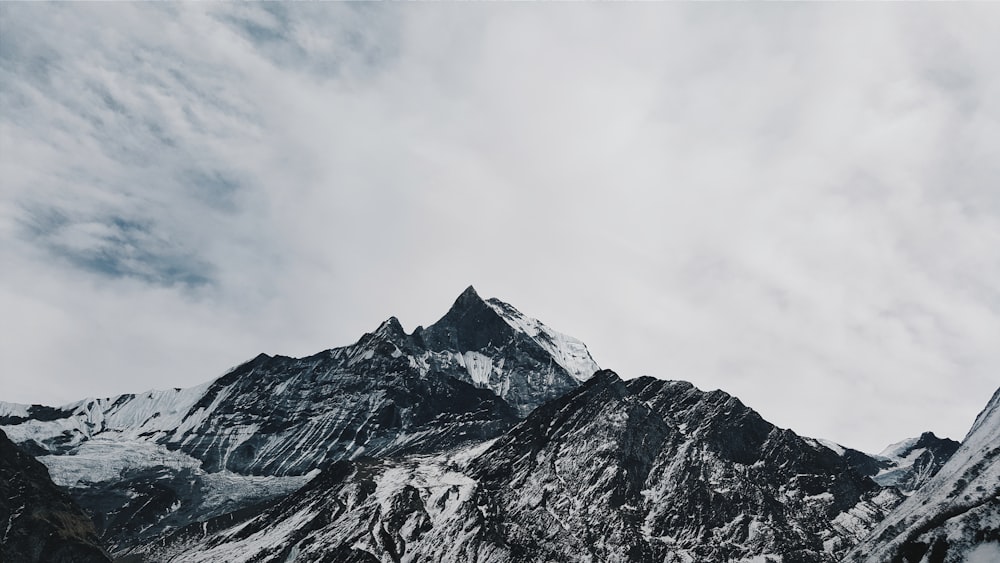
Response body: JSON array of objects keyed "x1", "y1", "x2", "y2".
[{"x1": 2, "y1": 3, "x2": 998, "y2": 453}]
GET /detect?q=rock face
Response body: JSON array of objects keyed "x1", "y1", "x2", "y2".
[
  {"x1": 0, "y1": 429, "x2": 110, "y2": 563},
  {"x1": 845, "y1": 387, "x2": 1000, "y2": 563},
  {"x1": 804, "y1": 432, "x2": 961, "y2": 498},
  {"x1": 0, "y1": 287, "x2": 597, "y2": 554},
  {"x1": 417, "y1": 285, "x2": 600, "y2": 415},
  {"x1": 869, "y1": 432, "x2": 961, "y2": 493},
  {"x1": 469, "y1": 372, "x2": 896, "y2": 562},
  {"x1": 2, "y1": 286, "x2": 995, "y2": 562},
  {"x1": 138, "y1": 371, "x2": 902, "y2": 563}
]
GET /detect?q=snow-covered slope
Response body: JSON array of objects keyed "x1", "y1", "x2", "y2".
[
  {"x1": 0, "y1": 383, "x2": 211, "y2": 454},
  {"x1": 148, "y1": 371, "x2": 901, "y2": 563},
  {"x1": 484, "y1": 297, "x2": 599, "y2": 383},
  {"x1": 0, "y1": 286, "x2": 595, "y2": 554},
  {"x1": 133, "y1": 441, "x2": 499, "y2": 563},
  {"x1": 802, "y1": 431, "x2": 961, "y2": 498},
  {"x1": 416, "y1": 286, "x2": 600, "y2": 415},
  {"x1": 871, "y1": 432, "x2": 960, "y2": 492},
  {"x1": 844, "y1": 387, "x2": 1000, "y2": 562}
]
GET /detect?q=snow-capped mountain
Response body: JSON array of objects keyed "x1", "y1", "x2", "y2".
[
  {"x1": 0, "y1": 429, "x2": 110, "y2": 563},
  {"x1": 845, "y1": 386, "x2": 1000, "y2": 563},
  {"x1": 416, "y1": 286, "x2": 600, "y2": 415},
  {"x1": 803, "y1": 432, "x2": 961, "y2": 497},
  {"x1": 870, "y1": 432, "x2": 960, "y2": 493},
  {"x1": 0, "y1": 287, "x2": 597, "y2": 553},
  {"x1": 135, "y1": 371, "x2": 906, "y2": 563},
  {"x1": 3, "y1": 287, "x2": 996, "y2": 562}
]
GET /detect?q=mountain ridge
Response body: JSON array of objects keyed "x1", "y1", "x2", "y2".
[
  {"x1": 0, "y1": 288, "x2": 597, "y2": 553},
  {"x1": 0, "y1": 287, "x2": 993, "y2": 562},
  {"x1": 134, "y1": 370, "x2": 916, "y2": 562}
]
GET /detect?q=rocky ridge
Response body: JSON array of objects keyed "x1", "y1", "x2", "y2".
[{"x1": 135, "y1": 371, "x2": 914, "y2": 563}]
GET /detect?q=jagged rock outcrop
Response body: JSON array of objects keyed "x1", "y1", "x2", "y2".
[
  {"x1": 0, "y1": 429, "x2": 111, "y2": 563},
  {"x1": 0, "y1": 287, "x2": 597, "y2": 555},
  {"x1": 140, "y1": 371, "x2": 900, "y2": 563},
  {"x1": 417, "y1": 285, "x2": 599, "y2": 415},
  {"x1": 869, "y1": 432, "x2": 961, "y2": 493},
  {"x1": 4, "y1": 286, "x2": 994, "y2": 562}
]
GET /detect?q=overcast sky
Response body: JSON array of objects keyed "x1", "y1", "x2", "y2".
[{"x1": 2, "y1": 3, "x2": 998, "y2": 453}]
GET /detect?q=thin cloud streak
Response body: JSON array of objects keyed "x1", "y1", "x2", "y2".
[{"x1": 1, "y1": 3, "x2": 998, "y2": 453}]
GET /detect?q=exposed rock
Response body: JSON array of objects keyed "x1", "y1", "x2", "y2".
[{"x1": 0, "y1": 429, "x2": 110, "y2": 563}]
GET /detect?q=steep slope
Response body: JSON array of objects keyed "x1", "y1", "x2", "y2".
[
  {"x1": 2, "y1": 336, "x2": 519, "y2": 553},
  {"x1": 871, "y1": 432, "x2": 961, "y2": 493},
  {"x1": 158, "y1": 338, "x2": 519, "y2": 477},
  {"x1": 0, "y1": 286, "x2": 594, "y2": 554},
  {"x1": 845, "y1": 387, "x2": 1000, "y2": 563},
  {"x1": 417, "y1": 286, "x2": 599, "y2": 415},
  {"x1": 471, "y1": 372, "x2": 898, "y2": 562},
  {"x1": 131, "y1": 443, "x2": 500, "y2": 563},
  {"x1": 0, "y1": 287, "x2": 595, "y2": 466},
  {"x1": 0, "y1": 429, "x2": 111, "y2": 563},
  {"x1": 148, "y1": 371, "x2": 900, "y2": 563},
  {"x1": 801, "y1": 432, "x2": 959, "y2": 498}
]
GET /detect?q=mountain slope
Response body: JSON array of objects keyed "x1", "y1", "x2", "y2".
[
  {"x1": 844, "y1": 387, "x2": 1000, "y2": 563},
  {"x1": 870, "y1": 432, "x2": 961, "y2": 493},
  {"x1": 0, "y1": 429, "x2": 111, "y2": 563},
  {"x1": 0, "y1": 287, "x2": 594, "y2": 554},
  {"x1": 471, "y1": 371, "x2": 898, "y2": 562},
  {"x1": 146, "y1": 370, "x2": 901, "y2": 563},
  {"x1": 417, "y1": 286, "x2": 599, "y2": 415}
]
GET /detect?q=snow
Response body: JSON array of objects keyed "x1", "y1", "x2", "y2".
[
  {"x1": 40, "y1": 438, "x2": 200, "y2": 486},
  {"x1": 877, "y1": 435, "x2": 921, "y2": 459},
  {"x1": 1, "y1": 381, "x2": 215, "y2": 449},
  {"x1": 735, "y1": 556, "x2": 782, "y2": 563},
  {"x1": 448, "y1": 438, "x2": 498, "y2": 468},
  {"x1": 485, "y1": 298, "x2": 599, "y2": 382},
  {"x1": 846, "y1": 387, "x2": 1000, "y2": 562},
  {"x1": 460, "y1": 351, "x2": 494, "y2": 387},
  {"x1": 0, "y1": 402, "x2": 31, "y2": 418},
  {"x1": 966, "y1": 543, "x2": 1000, "y2": 563},
  {"x1": 35, "y1": 437, "x2": 314, "y2": 515},
  {"x1": 816, "y1": 438, "x2": 846, "y2": 456},
  {"x1": 175, "y1": 506, "x2": 318, "y2": 563}
]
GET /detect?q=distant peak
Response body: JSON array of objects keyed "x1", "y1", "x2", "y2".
[{"x1": 913, "y1": 431, "x2": 959, "y2": 449}]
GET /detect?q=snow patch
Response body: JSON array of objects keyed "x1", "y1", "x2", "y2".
[
  {"x1": 460, "y1": 351, "x2": 494, "y2": 387},
  {"x1": 966, "y1": 542, "x2": 1000, "y2": 563}
]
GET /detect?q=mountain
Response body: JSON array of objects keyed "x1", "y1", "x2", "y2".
[
  {"x1": 870, "y1": 432, "x2": 961, "y2": 493},
  {"x1": 845, "y1": 387, "x2": 1000, "y2": 563},
  {"x1": 0, "y1": 429, "x2": 111, "y2": 563},
  {"x1": 417, "y1": 285, "x2": 600, "y2": 415},
  {"x1": 0, "y1": 286, "x2": 598, "y2": 554},
  {"x1": 137, "y1": 370, "x2": 904, "y2": 563},
  {"x1": 804, "y1": 433, "x2": 960, "y2": 496},
  {"x1": 4, "y1": 286, "x2": 994, "y2": 562}
]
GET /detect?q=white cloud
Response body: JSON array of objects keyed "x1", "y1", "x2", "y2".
[{"x1": 1, "y1": 3, "x2": 998, "y2": 452}]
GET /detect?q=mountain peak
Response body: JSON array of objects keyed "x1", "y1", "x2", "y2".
[
  {"x1": 453, "y1": 285, "x2": 485, "y2": 310},
  {"x1": 374, "y1": 316, "x2": 405, "y2": 337},
  {"x1": 422, "y1": 287, "x2": 506, "y2": 352}
]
